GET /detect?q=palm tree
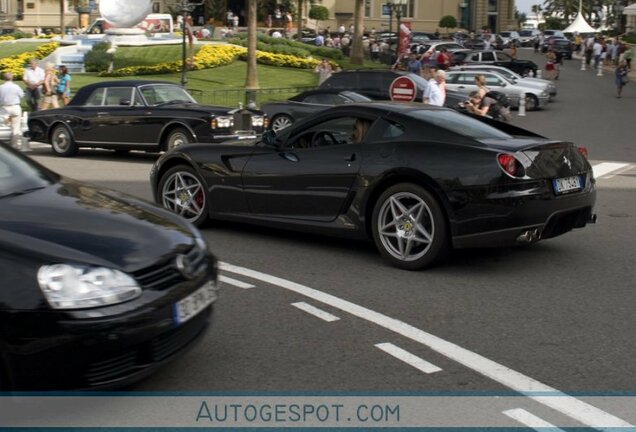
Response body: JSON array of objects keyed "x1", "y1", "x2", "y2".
[
  {"x1": 245, "y1": 0, "x2": 259, "y2": 98},
  {"x1": 350, "y1": 0, "x2": 365, "y2": 65},
  {"x1": 542, "y1": 0, "x2": 580, "y2": 23}
]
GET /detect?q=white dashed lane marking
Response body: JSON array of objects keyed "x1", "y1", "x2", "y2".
[
  {"x1": 503, "y1": 408, "x2": 566, "y2": 431},
  {"x1": 218, "y1": 275, "x2": 255, "y2": 289},
  {"x1": 375, "y1": 342, "x2": 442, "y2": 374},
  {"x1": 291, "y1": 302, "x2": 340, "y2": 322},
  {"x1": 592, "y1": 162, "x2": 631, "y2": 179},
  {"x1": 219, "y1": 262, "x2": 634, "y2": 430}
]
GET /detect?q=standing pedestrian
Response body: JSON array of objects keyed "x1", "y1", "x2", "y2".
[
  {"x1": 0, "y1": 72, "x2": 26, "y2": 151},
  {"x1": 545, "y1": 49, "x2": 557, "y2": 80},
  {"x1": 475, "y1": 74, "x2": 489, "y2": 98},
  {"x1": 314, "y1": 59, "x2": 333, "y2": 85},
  {"x1": 56, "y1": 65, "x2": 72, "y2": 106},
  {"x1": 23, "y1": 59, "x2": 44, "y2": 112},
  {"x1": 625, "y1": 47, "x2": 633, "y2": 71},
  {"x1": 39, "y1": 63, "x2": 59, "y2": 110},
  {"x1": 615, "y1": 60, "x2": 629, "y2": 98},
  {"x1": 406, "y1": 53, "x2": 422, "y2": 75},
  {"x1": 593, "y1": 39, "x2": 602, "y2": 71},
  {"x1": 286, "y1": 12, "x2": 293, "y2": 34}
]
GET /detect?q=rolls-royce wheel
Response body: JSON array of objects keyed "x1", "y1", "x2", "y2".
[
  {"x1": 50, "y1": 124, "x2": 78, "y2": 157},
  {"x1": 271, "y1": 115, "x2": 293, "y2": 132},
  {"x1": 371, "y1": 183, "x2": 449, "y2": 270},
  {"x1": 164, "y1": 128, "x2": 192, "y2": 151},
  {"x1": 158, "y1": 165, "x2": 208, "y2": 227}
]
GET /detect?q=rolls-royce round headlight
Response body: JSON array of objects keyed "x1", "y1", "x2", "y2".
[{"x1": 37, "y1": 264, "x2": 142, "y2": 309}]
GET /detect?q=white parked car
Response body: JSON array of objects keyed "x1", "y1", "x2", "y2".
[
  {"x1": 445, "y1": 70, "x2": 551, "y2": 110},
  {"x1": 449, "y1": 64, "x2": 557, "y2": 99},
  {"x1": 498, "y1": 31, "x2": 520, "y2": 48}
]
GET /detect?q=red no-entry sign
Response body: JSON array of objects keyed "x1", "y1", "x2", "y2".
[{"x1": 389, "y1": 76, "x2": 417, "y2": 102}]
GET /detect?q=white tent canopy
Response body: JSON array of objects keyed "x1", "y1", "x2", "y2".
[{"x1": 563, "y1": 12, "x2": 597, "y2": 33}]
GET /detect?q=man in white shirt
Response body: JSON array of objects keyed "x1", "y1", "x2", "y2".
[
  {"x1": 0, "y1": 72, "x2": 26, "y2": 150},
  {"x1": 593, "y1": 40, "x2": 602, "y2": 70},
  {"x1": 23, "y1": 59, "x2": 44, "y2": 112}
]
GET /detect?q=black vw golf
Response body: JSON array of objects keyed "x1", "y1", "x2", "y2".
[
  {"x1": 151, "y1": 103, "x2": 597, "y2": 270},
  {"x1": 0, "y1": 144, "x2": 219, "y2": 390}
]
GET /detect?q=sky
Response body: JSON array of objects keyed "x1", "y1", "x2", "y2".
[{"x1": 517, "y1": 0, "x2": 539, "y2": 14}]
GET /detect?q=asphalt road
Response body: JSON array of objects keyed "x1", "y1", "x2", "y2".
[{"x1": 28, "y1": 48, "x2": 636, "y2": 427}]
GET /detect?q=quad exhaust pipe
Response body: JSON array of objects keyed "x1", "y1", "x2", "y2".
[{"x1": 516, "y1": 228, "x2": 541, "y2": 243}]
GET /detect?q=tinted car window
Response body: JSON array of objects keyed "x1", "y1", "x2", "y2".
[
  {"x1": 481, "y1": 52, "x2": 495, "y2": 61},
  {"x1": 409, "y1": 110, "x2": 511, "y2": 140},
  {"x1": 104, "y1": 87, "x2": 134, "y2": 106},
  {"x1": 85, "y1": 88, "x2": 105, "y2": 106},
  {"x1": 0, "y1": 146, "x2": 55, "y2": 198},
  {"x1": 304, "y1": 94, "x2": 338, "y2": 105},
  {"x1": 289, "y1": 116, "x2": 364, "y2": 149}
]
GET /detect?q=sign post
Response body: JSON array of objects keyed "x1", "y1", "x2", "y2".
[{"x1": 389, "y1": 76, "x2": 417, "y2": 102}]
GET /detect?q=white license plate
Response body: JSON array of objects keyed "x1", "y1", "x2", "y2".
[
  {"x1": 553, "y1": 176, "x2": 581, "y2": 194},
  {"x1": 173, "y1": 280, "x2": 217, "y2": 325}
]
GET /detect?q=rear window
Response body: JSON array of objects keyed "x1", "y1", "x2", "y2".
[{"x1": 408, "y1": 110, "x2": 512, "y2": 140}]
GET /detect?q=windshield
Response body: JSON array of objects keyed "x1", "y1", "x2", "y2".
[
  {"x1": 409, "y1": 110, "x2": 512, "y2": 140},
  {"x1": 139, "y1": 84, "x2": 197, "y2": 106},
  {"x1": 0, "y1": 146, "x2": 56, "y2": 198},
  {"x1": 519, "y1": 30, "x2": 534, "y2": 36},
  {"x1": 500, "y1": 32, "x2": 512, "y2": 37}
]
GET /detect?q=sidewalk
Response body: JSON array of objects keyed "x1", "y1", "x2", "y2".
[{"x1": 572, "y1": 52, "x2": 636, "y2": 79}]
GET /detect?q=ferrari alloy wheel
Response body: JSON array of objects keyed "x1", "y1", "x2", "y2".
[
  {"x1": 159, "y1": 166, "x2": 208, "y2": 226},
  {"x1": 165, "y1": 128, "x2": 192, "y2": 151},
  {"x1": 271, "y1": 115, "x2": 293, "y2": 132},
  {"x1": 50, "y1": 125, "x2": 78, "y2": 157},
  {"x1": 372, "y1": 183, "x2": 448, "y2": 270}
]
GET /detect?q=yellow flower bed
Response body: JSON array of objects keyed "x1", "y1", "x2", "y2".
[
  {"x1": 0, "y1": 42, "x2": 59, "y2": 79},
  {"x1": 101, "y1": 43, "x2": 336, "y2": 77},
  {"x1": 0, "y1": 35, "x2": 15, "y2": 41}
]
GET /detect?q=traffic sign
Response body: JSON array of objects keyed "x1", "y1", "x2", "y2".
[{"x1": 389, "y1": 76, "x2": 417, "y2": 102}]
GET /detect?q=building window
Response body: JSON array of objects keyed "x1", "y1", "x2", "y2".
[
  {"x1": 0, "y1": 0, "x2": 9, "y2": 14},
  {"x1": 488, "y1": 0, "x2": 497, "y2": 13},
  {"x1": 364, "y1": 0, "x2": 371, "y2": 18},
  {"x1": 16, "y1": 0, "x2": 23, "y2": 19}
]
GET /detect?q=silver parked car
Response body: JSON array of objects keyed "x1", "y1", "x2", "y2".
[
  {"x1": 449, "y1": 64, "x2": 557, "y2": 99},
  {"x1": 445, "y1": 70, "x2": 550, "y2": 110}
]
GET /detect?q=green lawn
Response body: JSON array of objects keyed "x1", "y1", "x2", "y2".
[
  {"x1": 0, "y1": 41, "x2": 48, "y2": 57},
  {"x1": 113, "y1": 45, "x2": 205, "y2": 69}
]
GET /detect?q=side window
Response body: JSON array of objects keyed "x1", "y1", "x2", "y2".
[
  {"x1": 366, "y1": 118, "x2": 405, "y2": 143},
  {"x1": 85, "y1": 88, "x2": 105, "y2": 106},
  {"x1": 481, "y1": 52, "x2": 495, "y2": 61},
  {"x1": 470, "y1": 53, "x2": 480, "y2": 62},
  {"x1": 288, "y1": 116, "x2": 371, "y2": 149},
  {"x1": 484, "y1": 75, "x2": 504, "y2": 86},
  {"x1": 324, "y1": 73, "x2": 357, "y2": 89},
  {"x1": 104, "y1": 87, "x2": 134, "y2": 106},
  {"x1": 131, "y1": 89, "x2": 144, "y2": 106}
]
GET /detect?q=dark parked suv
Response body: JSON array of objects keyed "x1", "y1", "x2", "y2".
[
  {"x1": 319, "y1": 70, "x2": 466, "y2": 107},
  {"x1": 542, "y1": 37, "x2": 574, "y2": 59}
]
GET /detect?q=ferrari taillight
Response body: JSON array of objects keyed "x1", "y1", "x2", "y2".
[
  {"x1": 497, "y1": 153, "x2": 523, "y2": 178},
  {"x1": 578, "y1": 146, "x2": 589, "y2": 159}
]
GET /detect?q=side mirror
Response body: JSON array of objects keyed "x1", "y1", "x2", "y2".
[{"x1": 262, "y1": 129, "x2": 278, "y2": 146}]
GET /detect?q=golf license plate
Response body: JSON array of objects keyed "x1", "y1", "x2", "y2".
[
  {"x1": 553, "y1": 176, "x2": 582, "y2": 194},
  {"x1": 173, "y1": 280, "x2": 216, "y2": 325}
]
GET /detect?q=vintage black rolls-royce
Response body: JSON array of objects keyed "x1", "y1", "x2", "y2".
[{"x1": 28, "y1": 81, "x2": 268, "y2": 157}]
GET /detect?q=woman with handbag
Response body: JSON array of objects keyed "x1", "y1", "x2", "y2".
[
  {"x1": 39, "y1": 63, "x2": 59, "y2": 110},
  {"x1": 615, "y1": 60, "x2": 629, "y2": 98}
]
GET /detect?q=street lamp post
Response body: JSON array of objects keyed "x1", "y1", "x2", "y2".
[
  {"x1": 387, "y1": 0, "x2": 394, "y2": 41},
  {"x1": 174, "y1": 0, "x2": 204, "y2": 87},
  {"x1": 394, "y1": 0, "x2": 406, "y2": 57}
]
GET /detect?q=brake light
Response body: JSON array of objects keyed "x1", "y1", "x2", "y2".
[
  {"x1": 577, "y1": 146, "x2": 589, "y2": 159},
  {"x1": 497, "y1": 153, "x2": 523, "y2": 177}
]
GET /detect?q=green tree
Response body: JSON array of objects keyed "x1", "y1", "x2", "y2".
[
  {"x1": 308, "y1": 5, "x2": 329, "y2": 31},
  {"x1": 438, "y1": 15, "x2": 457, "y2": 35},
  {"x1": 515, "y1": 9, "x2": 528, "y2": 27}
]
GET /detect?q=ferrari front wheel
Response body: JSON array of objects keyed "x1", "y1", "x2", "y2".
[{"x1": 158, "y1": 165, "x2": 208, "y2": 226}]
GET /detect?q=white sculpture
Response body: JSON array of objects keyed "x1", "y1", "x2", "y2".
[{"x1": 99, "y1": 0, "x2": 153, "y2": 28}]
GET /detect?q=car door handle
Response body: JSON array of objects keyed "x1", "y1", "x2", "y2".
[
  {"x1": 97, "y1": 112, "x2": 109, "y2": 116},
  {"x1": 458, "y1": 86, "x2": 465, "y2": 89},
  {"x1": 344, "y1": 153, "x2": 356, "y2": 162}
]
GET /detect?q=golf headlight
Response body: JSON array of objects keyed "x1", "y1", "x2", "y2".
[
  {"x1": 540, "y1": 91, "x2": 549, "y2": 97},
  {"x1": 251, "y1": 116, "x2": 265, "y2": 127},
  {"x1": 38, "y1": 264, "x2": 142, "y2": 309}
]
